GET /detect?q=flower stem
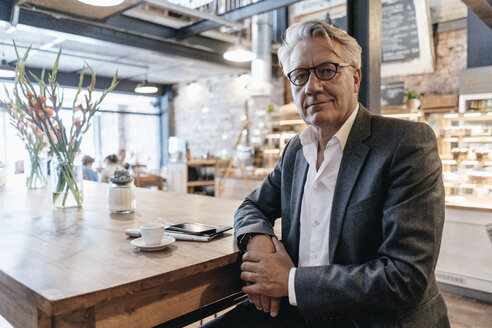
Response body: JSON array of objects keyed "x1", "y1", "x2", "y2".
[{"x1": 53, "y1": 160, "x2": 83, "y2": 207}]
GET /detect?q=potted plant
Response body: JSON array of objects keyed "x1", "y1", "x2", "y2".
[{"x1": 404, "y1": 90, "x2": 421, "y2": 111}]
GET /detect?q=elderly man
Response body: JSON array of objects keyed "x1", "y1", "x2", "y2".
[{"x1": 204, "y1": 21, "x2": 449, "y2": 328}]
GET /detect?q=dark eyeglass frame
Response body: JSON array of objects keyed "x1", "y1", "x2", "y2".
[{"x1": 287, "y1": 62, "x2": 351, "y2": 86}]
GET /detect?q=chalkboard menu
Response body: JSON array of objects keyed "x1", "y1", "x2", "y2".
[
  {"x1": 382, "y1": 0, "x2": 420, "y2": 63},
  {"x1": 381, "y1": 82, "x2": 405, "y2": 107}
]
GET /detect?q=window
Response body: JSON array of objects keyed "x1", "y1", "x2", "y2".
[{"x1": 0, "y1": 81, "x2": 162, "y2": 174}]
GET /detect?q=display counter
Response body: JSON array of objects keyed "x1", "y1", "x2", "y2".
[
  {"x1": 427, "y1": 111, "x2": 492, "y2": 210},
  {"x1": 383, "y1": 92, "x2": 492, "y2": 297},
  {"x1": 437, "y1": 206, "x2": 492, "y2": 299}
]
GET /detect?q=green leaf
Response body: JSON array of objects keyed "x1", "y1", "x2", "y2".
[{"x1": 50, "y1": 49, "x2": 62, "y2": 85}]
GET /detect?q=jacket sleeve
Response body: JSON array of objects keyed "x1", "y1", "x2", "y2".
[{"x1": 295, "y1": 122, "x2": 445, "y2": 318}]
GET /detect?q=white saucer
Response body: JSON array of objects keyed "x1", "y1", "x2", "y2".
[{"x1": 131, "y1": 235, "x2": 175, "y2": 251}]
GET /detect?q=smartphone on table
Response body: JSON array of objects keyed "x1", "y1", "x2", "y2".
[{"x1": 166, "y1": 223, "x2": 217, "y2": 236}]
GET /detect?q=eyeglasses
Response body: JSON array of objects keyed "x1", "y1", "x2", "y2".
[{"x1": 287, "y1": 62, "x2": 351, "y2": 86}]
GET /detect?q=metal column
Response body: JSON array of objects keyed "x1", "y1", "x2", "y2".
[{"x1": 346, "y1": 0, "x2": 382, "y2": 114}]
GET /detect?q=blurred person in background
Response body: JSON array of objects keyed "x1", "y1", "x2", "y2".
[
  {"x1": 118, "y1": 148, "x2": 130, "y2": 170},
  {"x1": 82, "y1": 155, "x2": 98, "y2": 182},
  {"x1": 101, "y1": 154, "x2": 120, "y2": 183}
]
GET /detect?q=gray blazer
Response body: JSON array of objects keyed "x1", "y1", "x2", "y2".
[{"x1": 235, "y1": 105, "x2": 450, "y2": 328}]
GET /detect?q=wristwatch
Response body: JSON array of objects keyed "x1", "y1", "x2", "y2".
[{"x1": 237, "y1": 233, "x2": 271, "y2": 253}]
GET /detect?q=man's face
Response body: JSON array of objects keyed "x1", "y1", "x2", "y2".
[{"x1": 287, "y1": 37, "x2": 361, "y2": 131}]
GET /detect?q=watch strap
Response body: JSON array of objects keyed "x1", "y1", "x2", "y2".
[{"x1": 237, "y1": 233, "x2": 271, "y2": 253}]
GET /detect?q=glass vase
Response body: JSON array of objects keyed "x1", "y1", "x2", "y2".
[
  {"x1": 51, "y1": 155, "x2": 84, "y2": 208},
  {"x1": 25, "y1": 152, "x2": 48, "y2": 189}
]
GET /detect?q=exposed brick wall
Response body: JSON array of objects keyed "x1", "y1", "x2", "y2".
[
  {"x1": 382, "y1": 29, "x2": 467, "y2": 96},
  {"x1": 173, "y1": 73, "x2": 284, "y2": 158}
]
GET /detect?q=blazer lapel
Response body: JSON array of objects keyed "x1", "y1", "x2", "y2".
[
  {"x1": 329, "y1": 106, "x2": 372, "y2": 263},
  {"x1": 289, "y1": 147, "x2": 308, "y2": 266}
]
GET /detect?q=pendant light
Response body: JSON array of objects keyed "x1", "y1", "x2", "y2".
[
  {"x1": 78, "y1": 0, "x2": 125, "y2": 7},
  {"x1": 0, "y1": 50, "x2": 15, "y2": 78},
  {"x1": 223, "y1": 33, "x2": 256, "y2": 62},
  {"x1": 134, "y1": 80, "x2": 158, "y2": 94}
]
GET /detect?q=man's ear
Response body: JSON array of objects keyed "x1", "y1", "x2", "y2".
[{"x1": 353, "y1": 68, "x2": 362, "y2": 93}]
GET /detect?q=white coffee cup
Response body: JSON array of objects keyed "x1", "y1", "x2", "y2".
[{"x1": 140, "y1": 223, "x2": 165, "y2": 245}]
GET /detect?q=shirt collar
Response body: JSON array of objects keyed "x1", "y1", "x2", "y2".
[{"x1": 299, "y1": 103, "x2": 359, "y2": 151}]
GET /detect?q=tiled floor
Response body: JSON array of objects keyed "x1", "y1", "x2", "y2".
[
  {"x1": 443, "y1": 292, "x2": 492, "y2": 328},
  {"x1": 184, "y1": 292, "x2": 492, "y2": 328},
  {"x1": 0, "y1": 291, "x2": 490, "y2": 327}
]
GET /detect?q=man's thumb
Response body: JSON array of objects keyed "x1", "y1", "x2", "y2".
[{"x1": 272, "y1": 236, "x2": 285, "y2": 252}]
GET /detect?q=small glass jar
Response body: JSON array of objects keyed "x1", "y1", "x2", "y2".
[{"x1": 108, "y1": 181, "x2": 136, "y2": 213}]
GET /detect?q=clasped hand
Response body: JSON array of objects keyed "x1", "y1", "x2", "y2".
[{"x1": 240, "y1": 236, "x2": 294, "y2": 317}]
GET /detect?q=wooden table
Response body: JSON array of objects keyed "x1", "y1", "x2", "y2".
[{"x1": 0, "y1": 181, "x2": 243, "y2": 327}]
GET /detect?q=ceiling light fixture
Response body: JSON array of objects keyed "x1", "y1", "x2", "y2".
[
  {"x1": 134, "y1": 80, "x2": 158, "y2": 94},
  {"x1": 223, "y1": 33, "x2": 256, "y2": 62},
  {"x1": 77, "y1": 0, "x2": 125, "y2": 7}
]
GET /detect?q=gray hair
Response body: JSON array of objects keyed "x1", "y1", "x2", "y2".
[{"x1": 278, "y1": 21, "x2": 362, "y2": 75}]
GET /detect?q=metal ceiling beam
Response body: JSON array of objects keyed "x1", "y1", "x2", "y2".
[
  {"x1": 104, "y1": 15, "x2": 231, "y2": 53},
  {"x1": 176, "y1": 0, "x2": 303, "y2": 39},
  {"x1": 0, "y1": 67, "x2": 165, "y2": 96},
  {"x1": 462, "y1": 0, "x2": 492, "y2": 29},
  {"x1": 146, "y1": 0, "x2": 242, "y2": 30},
  {"x1": 0, "y1": 3, "x2": 247, "y2": 70},
  {"x1": 4, "y1": 1, "x2": 232, "y2": 54}
]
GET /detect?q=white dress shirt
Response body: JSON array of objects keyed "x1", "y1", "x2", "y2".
[{"x1": 288, "y1": 105, "x2": 359, "y2": 306}]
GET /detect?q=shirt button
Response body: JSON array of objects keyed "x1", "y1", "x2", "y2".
[
  {"x1": 313, "y1": 254, "x2": 318, "y2": 259},
  {"x1": 313, "y1": 220, "x2": 319, "y2": 226}
]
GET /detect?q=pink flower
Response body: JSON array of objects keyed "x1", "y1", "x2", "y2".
[
  {"x1": 18, "y1": 122, "x2": 25, "y2": 133},
  {"x1": 34, "y1": 101, "x2": 42, "y2": 114},
  {"x1": 45, "y1": 107, "x2": 54, "y2": 118}
]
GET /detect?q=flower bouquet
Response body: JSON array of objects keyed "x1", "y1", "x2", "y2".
[
  {"x1": 3, "y1": 93, "x2": 48, "y2": 189},
  {"x1": 4, "y1": 43, "x2": 118, "y2": 207}
]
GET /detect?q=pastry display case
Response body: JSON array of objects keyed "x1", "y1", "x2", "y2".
[{"x1": 427, "y1": 110, "x2": 492, "y2": 210}]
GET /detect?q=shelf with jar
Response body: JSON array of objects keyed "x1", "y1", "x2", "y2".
[
  {"x1": 167, "y1": 159, "x2": 228, "y2": 196},
  {"x1": 263, "y1": 103, "x2": 306, "y2": 168}
]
